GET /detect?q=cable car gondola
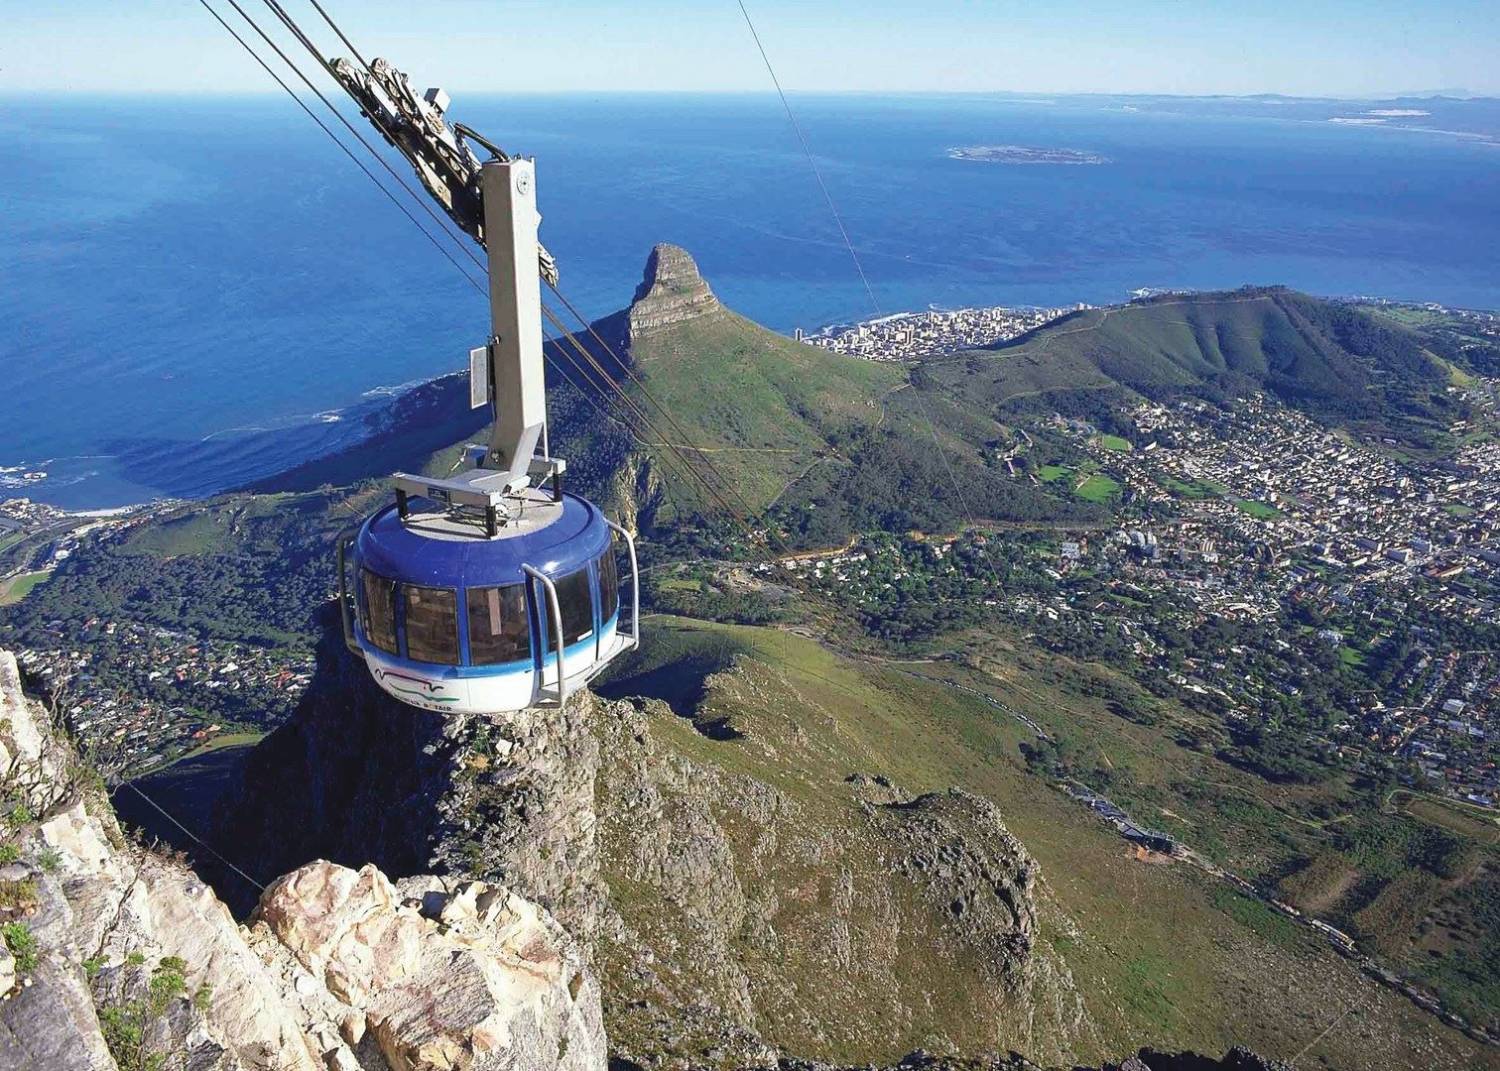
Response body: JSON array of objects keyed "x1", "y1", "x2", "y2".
[
  {"x1": 338, "y1": 484, "x2": 638, "y2": 714},
  {"x1": 331, "y1": 64, "x2": 639, "y2": 714}
]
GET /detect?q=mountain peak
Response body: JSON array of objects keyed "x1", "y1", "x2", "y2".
[{"x1": 628, "y1": 243, "x2": 723, "y2": 340}]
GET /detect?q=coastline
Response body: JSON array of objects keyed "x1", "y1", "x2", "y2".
[{"x1": 8, "y1": 292, "x2": 1496, "y2": 517}]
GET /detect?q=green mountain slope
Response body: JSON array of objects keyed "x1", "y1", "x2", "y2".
[
  {"x1": 556, "y1": 245, "x2": 1104, "y2": 543},
  {"x1": 551, "y1": 258, "x2": 1465, "y2": 550},
  {"x1": 597, "y1": 619, "x2": 1491, "y2": 1069},
  {"x1": 917, "y1": 288, "x2": 1464, "y2": 449},
  {"x1": 554, "y1": 244, "x2": 905, "y2": 519},
  {"x1": 626, "y1": 308, "x2": 902, "y2": 511}
]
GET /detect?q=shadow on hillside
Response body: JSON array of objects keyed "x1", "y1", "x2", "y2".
[
  {"x1": 113, "y1": 744, "x2": 266, "y2": 904},
  {"x1": 594, "y1": 648, "x2": 728, "y2": 718},
  {"x1": 121, "y1": 603, "x2": 463, "y2": 916}
]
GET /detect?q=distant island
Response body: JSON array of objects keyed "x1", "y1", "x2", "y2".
[{"x1": 948, "y1": 144, "x2": 1108, "y2": 165}]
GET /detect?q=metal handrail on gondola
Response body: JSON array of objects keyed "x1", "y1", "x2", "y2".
[
  {"x1": 336, "y1": 530, "x2": 360, "y2": 655},
  {"x1": 522, "y1": 563, "x2": 568, "y2": 708},
  {"x1": 604, "y1": 519, "x2": 641, "y2": 648}
]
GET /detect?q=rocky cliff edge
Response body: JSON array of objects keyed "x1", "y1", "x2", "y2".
[{"x1": 0, "y1": 649, "x2": 606, "y2": 1071}]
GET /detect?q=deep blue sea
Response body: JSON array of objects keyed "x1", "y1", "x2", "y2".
[{"x1": 3, "y1": 92, "x2": 1498, "y2": 509}]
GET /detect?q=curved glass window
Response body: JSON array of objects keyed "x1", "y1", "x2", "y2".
[
  {"x1": 467, "y1": 584, "x2": 531, "y2": 665},
  {"x1": 554, "y1": 567, "x2": 594, "y2": 647},
  {"x1": 360, "y1": 568, "x2": 398, "y2": 655},
  {"x1": 597, "y1": 546, "x2": 619, "y2": 624},
  {"x1": 403, "y1": 585, "x2": 460, "y2": 665}
]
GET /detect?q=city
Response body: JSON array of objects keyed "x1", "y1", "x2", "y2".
[
  {"x1": 781, "y1": 383, "x2": 1500, "y2": 810},
  {"x1": 799, "y1": 303, "x2": 1083, "y2": 359},
  {"x1": 14, "y1": 621, "x2": 312, "y2": 777}
]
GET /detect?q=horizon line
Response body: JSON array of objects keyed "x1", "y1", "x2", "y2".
[{"x1": 0, "y1": 87, "x2": 1494, "y2": 103}]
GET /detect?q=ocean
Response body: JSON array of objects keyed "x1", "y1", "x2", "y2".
[{"x1": 3, "y1": 91, "x2": 1498, "y2": 509}]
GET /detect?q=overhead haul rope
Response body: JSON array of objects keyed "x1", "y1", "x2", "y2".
[
  {"x1": 305, "y1": 0, "x2": 373, "y2": 73},
  {"x1": 195, "y1": 0, "x2": 737, "y2": 522},
  {"x1": 248, "y1": 0, "x2": 490, "y2": 278},
  {"x1": 254, "y1": 0, "x2": 756, "y2": 523},
  {"x1": 734, "y1": 1, "x2": 1007, "y2": 598},
  {"x1": 120, "y1": 780, "x2": 269, "y2": 894},
  {"x1": 262, "y1": 0, "x2": 772, "y2": 526},
  {"x1": 205, "y1": 0, "x2": 998, "y2": 636},
  {"x1": 192, "y1": 0, "x2": 483, "y2": 292},
  {"x1": 735, "y1": 1, "x2": 877, "y2": 314},
  {"x1": 192, "y1": 0, "x2": 847, "y2": 609}
]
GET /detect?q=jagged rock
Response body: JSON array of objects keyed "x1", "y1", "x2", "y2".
[
  {"x1": 253, "y1": 861, "x2": 605, "y2": 1071},
  {"x1": 1, "y1": 649, "x2": 320, "y2": 1070},
  {"x1": 0, "y1": 650, "x2": 609, "y2": 1071},
  {"x1": 627, "y1": 244, "x2": 724, "y2": 341},
  {"x1": 0, "y1": 650, "x2": 78, "y2": 823},
  {"x1": 843, "y1": 772, "x2": 909, "y2": 805},
  {"x1": 608, "y1": 449, "x2": 667, "y2": 536},
  {"x1": 879, "y1": 788, "x2": 1037, "y2": 985}
]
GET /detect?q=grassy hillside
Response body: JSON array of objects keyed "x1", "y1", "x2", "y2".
[
  {"x1": 579, "y1": 283, "x2": 1465, "y2": 547},
  {"x1": 626, "y1": 310, "x2": 903, "y2": 512},
  {"x1": 582, "y1": 303, "x2": 1103, "y2": 543},
  {"x1": 593, "y1": 617, "x2": 1495, "y2": 1070},
  {"x1": 918, "y1": 288, "x2": 1465, "y2": 450}
]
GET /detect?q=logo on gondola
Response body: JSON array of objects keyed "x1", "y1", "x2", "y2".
[{"x1": 375, "y1": 667, "x2": 460, "y2": 704}]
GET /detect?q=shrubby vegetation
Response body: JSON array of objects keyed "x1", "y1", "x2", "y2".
[
  {"x1": 97, "y1": 953, "x2": 212, "y2": 1071},
  {"x1": 3, "y1": 494, "x2": 346, "y2": 649}
]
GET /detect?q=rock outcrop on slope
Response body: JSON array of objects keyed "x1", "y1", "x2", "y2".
[
  {"x1": 626, "y1": 244, "x2": 725, "y2": 341},
  {"x1": 0, "y1": 649, "x2": 606, "y2": 1071},
  {"x1": 253, "y1": 862, "x2": 604, "y2": 1071},
  {"x1": 589, "y1": 678, "x2": 1092, "y2": 1068}
]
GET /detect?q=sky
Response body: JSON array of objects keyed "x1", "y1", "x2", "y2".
[{"x1": 1, "y1": 0, "x2": 1496, "y2": 98}]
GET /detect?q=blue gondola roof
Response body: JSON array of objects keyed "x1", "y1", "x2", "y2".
[{"x1": 355, "y1": 492, "x2": 612, "y2": 590}]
